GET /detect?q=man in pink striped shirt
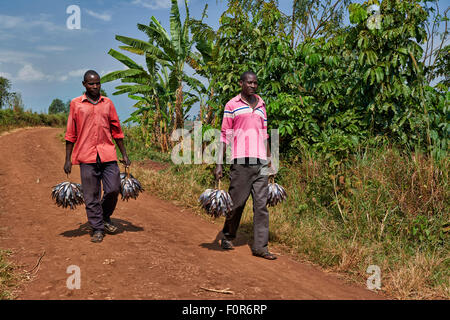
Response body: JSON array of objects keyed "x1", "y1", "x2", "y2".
[{"x1": 214, "y1": 71, "x2": 276, "y2": 260}]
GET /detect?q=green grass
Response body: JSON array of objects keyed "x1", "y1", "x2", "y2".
[
  {"x1": 0, "y1": 250, "x2": 20, "y2": 300},
  {"x1": 0, "y1": 108, "x2": 66, "y2": 134},
  {"x1": 125, "y1": 127, "x2": 449, "y2": 299}
]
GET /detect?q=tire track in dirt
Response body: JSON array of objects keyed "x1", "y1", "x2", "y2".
[{"x1": 0, "y1": 127, "x2": 384, "y2": 300}]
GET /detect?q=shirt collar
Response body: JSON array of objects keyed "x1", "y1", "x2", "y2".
[
  {"x1": 81, "y1": 93, "x2": 105, "y2": 103},
  {"x1": 235, "y1": 94, "x2": 263, "y2": 109}
]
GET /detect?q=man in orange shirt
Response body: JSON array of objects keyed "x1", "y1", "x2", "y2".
[{"x1": 64, "y1": 70, "x2": 131, "y2": 243}]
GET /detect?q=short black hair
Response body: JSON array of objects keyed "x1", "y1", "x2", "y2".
[
  {"x1": 240, "y1": 71, "x2": 257, "y2": 81},
  {"x1": 83, "y1": 70, "x2": 100, "y2": 82}
]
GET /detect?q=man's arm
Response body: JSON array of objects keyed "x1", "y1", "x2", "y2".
[
  {"x1": 64, "y1": 141, "x2": 74, "y2": 174},
  {"x1": 265, "y1": 139, "x2": 276, "y2": 177},
  {"x1": 215, "y1": 102, "x2": 234, "y2": 181},
  {"x1": 214, "y1": 142, "x2": 227, "y2": 180},
  {"x1": 115, "y1": 138, "x2": 131, "y2": 167}
]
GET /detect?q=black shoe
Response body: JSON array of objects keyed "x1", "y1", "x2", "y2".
[
  {"x1": 252, "y1": 251, "x2": 277, "y2": 260},
  {"x1": 103, "y1": 220, "x2": 118, "y2": 234},
  {"x1": 221, "y1": 238, "x2": 234, "y2": 250},
  {"x1": 91, "y1": 230, "x2": 104, "y2": 243}
]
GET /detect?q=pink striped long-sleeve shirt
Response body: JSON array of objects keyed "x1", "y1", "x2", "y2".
[{"x1": 220, "y1": 94, "x2": 269, "y2": 160}]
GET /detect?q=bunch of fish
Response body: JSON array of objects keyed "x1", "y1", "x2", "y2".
[
  {"x1": 120, "y1": 172, "x2": 144, "y2": 201},
  {"x1": 199, "y1": 188, "x2": 234, "y2": 218},
  {"x1": 267, "y1": 182, "x2": 287, "y2": 207},
  {"x1": 51, "y1": 181, "x2": 84, "y2": 209}
]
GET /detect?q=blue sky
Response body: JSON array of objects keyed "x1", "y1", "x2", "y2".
[{"x1": 0, "y1": 0, "x2": 447, "y2": 122}]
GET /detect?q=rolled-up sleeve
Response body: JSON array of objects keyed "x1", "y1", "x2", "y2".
[
  {"x1": 109, "y1": 102, "x2": 124, "y2": 139},
  {"x1": 220, "y1": 103, "x2": 234, "y2": 145},
  {"x1": 65, "y1": 100, "x2": 77, "y2": 143}
]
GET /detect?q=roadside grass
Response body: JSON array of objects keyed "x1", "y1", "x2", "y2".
[
  {"x1": 0, "y1": 109, "x2": 66, "y2": 134},
  {"x1": 125, "y1": 129, "x2": 449, "y2": 300},
  {"x1": 0, "y1": 250, "x2": 21, "y2": 300}
]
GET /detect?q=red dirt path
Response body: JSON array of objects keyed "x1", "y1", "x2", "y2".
[{"x1": 0, "y1": 127, "x2": 384, "y2": 300}]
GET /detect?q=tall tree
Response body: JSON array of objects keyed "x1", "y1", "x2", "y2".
[
  {"x1": 102, "y1": 0, "x2": 202, "y2": 150},
  {"x1": 103, "y1": 0, "x2": 199, "y2": 127},
  {"x1": 8, "y1": 92, "x2": 24, "y2": 112},
  {"x1": 0, "y1": 77, "x2": 12, "y2": 109},
  {"x1": 48, "y1": 98, "x2": 66, "y2": 114}
]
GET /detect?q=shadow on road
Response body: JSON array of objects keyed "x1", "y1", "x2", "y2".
[
  {"x1": 59, "y1": 218, "x2": 144, "y2": 238},
  {"x1": 199, "y1": 231, "x2": 250, "y2": 251}
]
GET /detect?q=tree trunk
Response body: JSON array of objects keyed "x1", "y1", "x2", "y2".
[{"x1": 175, "y1": 83, "x2": 184, "y2": 130}]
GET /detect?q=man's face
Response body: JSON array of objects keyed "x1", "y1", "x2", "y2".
[
  {"x1": 83, "y1": 74, "x2": 101, "y2": 97},
  {"x1": 240, "y1": 74, "x2": 258, "y2": 96}
]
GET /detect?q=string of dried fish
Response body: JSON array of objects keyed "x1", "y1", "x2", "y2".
[
  {"x1": 199, "y1": 182, "x2": 233, "y2": 218},
  {"x1": 120, "y1": 171, "x2": 144, "y2": 201},
  {"x1": 267, "y1": 181, "x2": 287, "y2": 207},
  {"x1": 51, "y1": 181, "x2": 84, "y2": 209}
]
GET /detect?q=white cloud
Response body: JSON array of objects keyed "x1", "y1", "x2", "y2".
[
  {"x1": 0, "y1": 72, "x2": 13, "y2": 79},
  {"x1": 16, "y1": 64, "x2": 47, "y2": 82},
  {"x1": 131, "y1": 0, "x2": 172, "y2": 9},
  {"x1": 68, "y1": 69, "x2": 88, "y2": 78},
  {"x1": 0, "y1": 51, "x2": 89, "y2": 83},
  {"x1": 0, "y1": 15, "x2": 25, "y2": 29},
  {"x1": 36, "y1": 45, "x2": 70, "y2": 52},
  {"x1": 85, "y1": 9, "x2": 112, "y2": 22},
  {"x1": 0, "y1": 50, "x2": 43, "y2": 65},
  {"x1": 0, "y1": 14, "x2": 65, "y2": 33},
  {"x1": 100, "y1": 70, "x2": 115, "y2": 76},
  {"x1": 0, "y1": 13, "x2": 92, "y2": 42}
]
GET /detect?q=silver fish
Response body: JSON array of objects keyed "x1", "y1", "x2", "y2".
[
  {"x1": 51, "y1": 181, "x2": 84, "y2": 209},
  {"x1": 199, "y1": 188, "x2": 233, "y2": 218},
  {"x1": 120, "y1": 172, "x2": 144, "y2": 201},
  {"x1": 267, "y1": 182, "x2": 287, "y2": 207}
]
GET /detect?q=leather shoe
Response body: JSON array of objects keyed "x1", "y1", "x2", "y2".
[
  {"x1": 91, "y1": 230, "x2": 104, "y2": 243},
  {"x1": 103, "y1": 220, "x2": 118, "y2": 234},
  {"x1": 221, "y1": 238, "x2": 234, "y2": 250},
  {"x1": 252, "y1": 251, "x2": 277, "y2": 260}
]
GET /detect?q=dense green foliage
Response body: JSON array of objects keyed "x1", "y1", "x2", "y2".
[
  {"x1": 197, "y1": 0, "x2": 448, "y2": 164},
  {"x1": 48, "y1": 98, "x2": 68, "y2": 114},
  {"x1": 0, "y1": 77, "x2": 12, "y2": 109},
  {"x1": 105, "y1": 0, "x2": 448, "y2": 165},
  {"x1": 0, "y1": 108, "x2": 66, "y2": 133}
]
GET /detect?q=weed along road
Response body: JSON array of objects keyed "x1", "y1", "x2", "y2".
[{"x1": 0, "y1": 127, "x2": 383, "y2": 300}]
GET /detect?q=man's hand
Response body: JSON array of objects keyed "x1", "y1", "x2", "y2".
[
  {"x1": 64, "y1": 141, "x2": 74, "y2": 175},
  {"x1": 214, "y1": 164, "x2": 223, "y2": 181},
  {"x1": 64, "y1": 160, "x2": 72, "y2": 175},
  {"x1": 120, "y1": 155, "x2": 131, "y2": 168},
  {"x1": 115, "y1": 138, "x2": 131, "y2": 168},
  {"x1": 266, "y1": 156, "x2": 277, "y2": 178}
]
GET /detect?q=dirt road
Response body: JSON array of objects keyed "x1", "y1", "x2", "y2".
[{"x1": 0, "y1": 127, "x2": 384, "y2": 300}]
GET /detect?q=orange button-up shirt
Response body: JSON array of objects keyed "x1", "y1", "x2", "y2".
[{"x1": 65, "y1": 94, "x2": 124, "y2": 164}]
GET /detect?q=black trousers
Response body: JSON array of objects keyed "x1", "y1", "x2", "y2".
[
  {"x1": 222, "y1": 161, "x2": 270, "y2": 254},
  {"x1": 80, "y1": 155, "x2": 121, "y2": 232}
]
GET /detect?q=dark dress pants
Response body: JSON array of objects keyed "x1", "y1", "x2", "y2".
[
  {"x1": 80, "y1": 157, "x2": 121, "y2": 232},
  {"x1": 222, "y1": 162, "x2": 270, "y2": 254}
]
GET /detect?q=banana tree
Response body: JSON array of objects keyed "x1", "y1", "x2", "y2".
[
  {"x1": 102, "y1": 0, "x2": 205, "y2": 151},
  {"x1": 109, "y1": 0, "x2": 200, "y2": 130}
]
